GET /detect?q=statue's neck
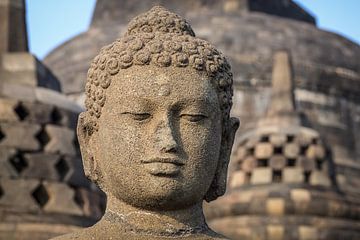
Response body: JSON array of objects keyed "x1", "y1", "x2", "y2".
[{"x1": 101, "y1": 194, "x2": 209, "y2": 237}]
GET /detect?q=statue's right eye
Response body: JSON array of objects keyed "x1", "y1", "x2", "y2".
[{"x1": 122, "y1": 112, "x2": 151, "y2": 121}]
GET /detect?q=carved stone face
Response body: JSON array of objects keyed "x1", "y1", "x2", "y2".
[{"x1": 90, "y1": 65, "x2": 222, "y2": 210}]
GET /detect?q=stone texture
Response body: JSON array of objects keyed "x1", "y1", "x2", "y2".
[
  {"x1": 0, "y1": 99, "x2": 19, "y2": 121},
  {"x1": 0, "y1": 0, "x2": 28, "y2": 53},
  {"x1": 267, "y1": 225, "x2": 284, "y2": 240},
  {"x1": 43, "y1": 182, "x2": 83, "y2": 215},
  {"x1": 43, "y1": 125, "x2": 76, "y2": 155},
  {"x1": 251, "y1": 168, "x2": 272, "y2": 184},
  {"x1": 0, "y1": 122, "x2": 41, "y2": 150},
  {"x1": 266, "y1": 198, "x2": 285, "y2": 216},
  {"x1": 0, "y1": 53, "x2": 61, "y2": 91},
  {"x1": 283, "y1": 168, "x2": 304, "y2": 183}
]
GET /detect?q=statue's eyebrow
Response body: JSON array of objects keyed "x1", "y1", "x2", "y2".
[
  {"x1": 116, "y1": 97, "x2": 154, "y2": 110},
  {"x1": 172, "y1": 98, "x2": 218, "y2": 112}
]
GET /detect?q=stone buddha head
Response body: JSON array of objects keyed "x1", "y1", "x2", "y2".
[{"x1": 75, "y1": 5, "x2": 239, "y2": 239}]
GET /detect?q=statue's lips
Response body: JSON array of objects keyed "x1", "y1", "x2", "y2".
[{"x1": 141, "y1": 158, "x2": 184, "y2": 176}]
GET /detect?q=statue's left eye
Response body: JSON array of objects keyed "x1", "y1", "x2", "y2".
[
  {"x1": 181, "y1": 114, "x2": 207, "y2": 123},
  {"x1": 122, "y1": 112, "x2": 151, "y2": 121},
  {"x1": 131, "y1": 113, "x2": 151, "y2": 121}
]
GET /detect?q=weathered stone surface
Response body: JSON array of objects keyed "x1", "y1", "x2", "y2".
[
  {"x1": 43, "y1": 125, "x2": 76, "y2": 155},
  {"x1": 283, "y1": 143, "x2": 300, "y2": 159},
  {"x1": 0, "y1": 178, "x2": 40, "y2": 211},
  {"x1": 255, "y1": 142, "x2": 273, "y2": 159},
  {"x1": 0, "y1": 0, "x2": 28, "y2": 53},
  {"x1": 310, "y1": 171, "x2": 331, "y2": 187},
  {"x1": 241, "y1": 156, "x2": 257, "y2": 173},
  {"x1": 266, "y1": 198, "x2": 285, "y2": 216},
  {"x1": 0, "y1": 98, "x2": 19, "y2": 122},
  {"x1": 269, "y1": 155, "x2": 286, "y2": 170},
  {"x1": 43, "y1": 182, "x2": 83, "y2": 215},
  {"x1": 0, "y1": 122, "x2": 41, "y2": 150},
  {"x1": 291, "y1": 189, "x2": 311, "y2": 202},
  {"x1": 35, "y1": 88, "x2": 83, "y2": 113},
  {"x1": 0, "y1": 82, "x2": 36, "y2": 102},
  {"x1": 298, "y1": 226, "x2": 318, "y2": 240},
  {"x1": 230, "y1": 171, "x2": 246, "y2": 188},
  {"x1": 0, "y1": 147, "x2": 17, "y2": 177},
  {"x1": 283, "y1": 168, "x2": 304, "y2": 184},
  {"x1": 1, "y1": 53, "x2": 61, "y2": 91},
  {"x1": 251, "y1": 168, "x2": 272, "y2": 184},
  {"x1": 267, "y1": 225, "x2": 284, "y2": 240},
  {"x1": 21, "y1": 153, "x2": 60, "y2": 181}
]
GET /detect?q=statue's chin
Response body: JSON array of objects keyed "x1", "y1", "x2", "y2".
[{"x1": 111, "y1": 185, "x2": 202, "y2": 211}]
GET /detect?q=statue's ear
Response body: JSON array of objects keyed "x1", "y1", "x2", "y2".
[
  {"x1": 77, "y1": 112, "x2": 100, "y2": 183},
  {"x1": 205, "y1": 117, "x2": 239, "y2": 202}
]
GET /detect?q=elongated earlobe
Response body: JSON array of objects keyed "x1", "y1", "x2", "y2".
[
  {"x1": 77, "y1": 113, "x2": 100, "y2": 183},
  {"x1": 204, "y1": 117, "x2": 239, "y2": 202}
]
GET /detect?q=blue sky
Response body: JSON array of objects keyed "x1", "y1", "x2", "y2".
[{"x1": 26, "y1": 0, "x2": 360, "y2": 59}]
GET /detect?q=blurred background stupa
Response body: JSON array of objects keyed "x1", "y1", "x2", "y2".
[
  {"x1": 0, "y1": 1, "x2": 104, "y2": 239},
  {"x1": 1, "y1": 0, "x2": 359, "y2": 239}
]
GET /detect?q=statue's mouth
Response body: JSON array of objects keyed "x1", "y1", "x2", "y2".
[{"x1": 141, "y1": 158, "x2": 184, "y2": 176}]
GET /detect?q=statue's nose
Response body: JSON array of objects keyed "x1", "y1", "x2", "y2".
[{"x1": 154, "y1": 117, "x2": 178, "y2": 153}]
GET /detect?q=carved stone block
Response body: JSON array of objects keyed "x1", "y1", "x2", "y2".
[
  {"x1": 251, "y1": 168, "x2": 272, "y2": 184},
  {"x1": 43, "y1": 125, "x2": 76, "y2": 155},
  {"x1": 266, "y1": 198, "x2": 285, "y2": 216},
  {"x1": 255, "y1": 143, "x2": 273, "y2": 159},
  {"x1": 0, "y1": 122, "x2": 41, "y2": 150},
  {"x1": 230, "y1": 171, "x2": 246, "y2": 188},
  {"x1": 0, "y1": 98, "x2": 19, "y2": 122},
  {"x1": 283, "y1": 167, "x2": 304, "y2": 183},
  {"x1": 42, "y1": 182, "x2": 83, "y2": 215}
]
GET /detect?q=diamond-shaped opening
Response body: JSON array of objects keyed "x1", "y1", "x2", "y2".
[
  {"x1": 304, "y1": 171, "x2": 311, "y2": 183},
  {"x1": 260, "y1": 135, "x2": 270, "y2": 143},
  {"x1": 51, "y1": 107, "x2": 63, "y2": 125},
  {"x1": 300, "y1": 145, "x2": 308, "y2": 155},
  {"x1": 287, "y1": 158, "x2": 297, "y2": 167},
  {"x1": 14, "y1": 102, "x2": 29, "y2": 121},
  {"x1": 0, "y1": 128, "x2": 5, "y2": 142},
  {"x1": 32, "y1": 184, "x2": 49, "y2": 208},
  {"x1": 274, "y1": 146, "x2": 283, "y2": 154},
  {"x1": 316, "y1": 159, "x2": 323, "y2": 170},
  {"x1": 248, "y1": 147, "x2": 255, "y2": 155},
  {"x1": 74, "y1": 190, "x2": 85, "y2": 209},
  {"x1": 0, "y1": 184, "x2": 4, "y2": 199},
  {"x1": 258, "y1": 159, "x2": 269, "y2": 167},
  {"x1": 9, "y1": 152, "x2": 28, "y2": 174},
  {"x1": 272, "y1": 170, "x2": 282, "y2": 183},
  {"x1": 55, "y1": 157, "x2": 70, "y2": 181},
  {"x1": 36, "y1": 128, "x2": 50, "y2": 147},
  {"x1": 287, "y1": 135, "x2": 295, "y2": 143},
  {"x1": 245, "y1": 172, "x2": 252, "y2": 184}
]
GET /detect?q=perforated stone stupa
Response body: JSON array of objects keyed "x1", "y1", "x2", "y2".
[
  {"x1": 205, "y1": 51, "x2": 360, "y2": 239},
  {"x1": 0, "y1": 1, "x2": 104, "y2": 239}
]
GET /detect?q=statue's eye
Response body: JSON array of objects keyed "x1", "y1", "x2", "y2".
[
  {"x1": 122, "y1": 112, "x2": 151, "y2": 121},
  {"x1": 181, "y1": 114, "x2": 207, "y2": 123}
]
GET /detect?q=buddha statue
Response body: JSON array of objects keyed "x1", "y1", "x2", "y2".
[{"x1": 52, "y1": 6, "x2": 239, "y2": 240}]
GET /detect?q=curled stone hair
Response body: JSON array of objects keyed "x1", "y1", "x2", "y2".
[{"x1": 85, "y1": 6, "x2": 233, "y2": 135}]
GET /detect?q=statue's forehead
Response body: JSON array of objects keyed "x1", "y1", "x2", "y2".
[
  {"x1": 111, "y1": 66, "x2": 209, "y2": 96},
  {"x1": 107, "y1": 66, "x2": 218, "y2": 106}
]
